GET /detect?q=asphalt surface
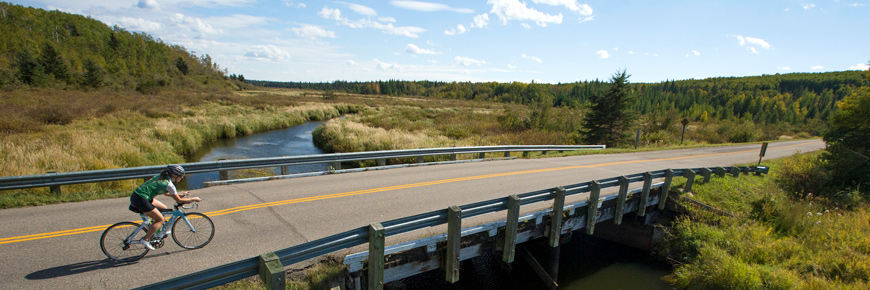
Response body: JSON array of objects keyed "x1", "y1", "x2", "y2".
[{"x1": 0, "y1": 140, "x2": 824, "y2": 289}]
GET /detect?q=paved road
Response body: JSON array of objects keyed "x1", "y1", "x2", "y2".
[{"x1": 0, "y1": 140, "x2": 824, "y2": 289}]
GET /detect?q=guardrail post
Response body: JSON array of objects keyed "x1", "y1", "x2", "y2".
[
  {"x1": 478, "y1": 153, "x2": 486, "y2": 159},
  {"x1": 332, "y1": 162, "x2": 341, "y2": 170},
  {"x1": 502, "y1": 195, "x2": 520, "y2": 264},
  {"x1": 541, "y1": 150, "x2": 548, "y2": 155},
  {"x1": 659, "y1": 169, "x2": 674, "y2": 210},
  {"x1": 549, "y1": 187, "x2": 566, "y2": 247},
  {"x1": 730, "y1": 167, "x2": 740, "y2": 177},
  {"x1": 446, "y1": 206, "x2": 462, "y2": 283},
  {"x1": 449, "y1": 154, "x2": 457, "y2": 161},
  {"x1": 586, "y1": 182, "x2": 600, "y2": 235},
  {"x1": 280, "y1": 166, "x2": 289, "y2": 175},
  {"x1": 504, "y1": 151, "x2": 511, "y2": 158},
  {"x1": 46, "y1": 171, "x2": 61, "y2": 195},
  {"x1": 684, "y1": 169, "x2": 696, "y2": 193},
  {"x1": 715, "y1": 167, "x2": 726, "y2": 178},
  {"x1": 258, "y1": 252, "x2": 285, "y2": 290},
  {"x1": 377, "y1": 159, "x2": 386, "y2": 166},
  {"x1": 416, "y1": 156, "x2": 424, "y2": 164},
  {"x1": 368, "y1": 223, "x2": 385, "y2": 290},
  {"x1": 638, "y1": 172, "x2": 652, "y2": 216},
  {"x1": 523, "y1": 152, "x2": 530, "y2": 158},
  {"x1": 614, "y1": 176, "x2": 629, "y2": 225},
  {"x1": 700, "y1": 168, "x2": 713, "y2": 184}
]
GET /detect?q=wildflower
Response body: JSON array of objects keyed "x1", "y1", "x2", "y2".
[
  {"x1": 817, "y1": 212, "x2": 822, "y2": 216},
  {"x1": 816, "y1": 221, "x2": 822, "y2": 225},
  {"x1": 824, "y1": 210, "x2": 829, "y2": 214},
  {"x1": 807, "y1": 212, "x2": 813, "y2": 216}
]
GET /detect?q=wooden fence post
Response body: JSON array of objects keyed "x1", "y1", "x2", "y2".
[
  {"x1": 701, "y1": 168, "x2": 713, "y2": 184},
  {"x1": 446, "y1": 206, "x2": 462, "y2": 283},
  {"x1": 368, "y1": 223, "x2": 385, "y2": 290}
]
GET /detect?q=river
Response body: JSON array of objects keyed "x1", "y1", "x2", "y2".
[{"x1": 181, "y1": 121, "x2": 674, "y2": 289}]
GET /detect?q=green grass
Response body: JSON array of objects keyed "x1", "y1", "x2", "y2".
[{"x1": 658, "y1": 153, "x2": 870, "y2": 289}]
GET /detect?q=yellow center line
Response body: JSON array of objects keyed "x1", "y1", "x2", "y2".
[{"x1": 0, "y1": 141, "x2": 821, "y2": 245}]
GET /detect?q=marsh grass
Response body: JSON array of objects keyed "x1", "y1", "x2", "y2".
[
  {"x1": 660, "y1": 154, "x2": 870, "y2": 289},
  {"x1": 211, "y1": 256, "x2": 346, "y2": 290}
]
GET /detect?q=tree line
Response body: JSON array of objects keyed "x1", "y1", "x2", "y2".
[
  {"x1": 253, "y1": 70, "x2": 866, "y2": 129},
  {"x1": 0, "y1": 2, "x2": 244, "y2": 92}
]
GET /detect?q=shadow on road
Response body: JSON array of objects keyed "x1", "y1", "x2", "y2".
[{"x1": 25, "y1": 259, "x2": 138, "y2": 280}]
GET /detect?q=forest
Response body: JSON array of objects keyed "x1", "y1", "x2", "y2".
[
  {"x1": 253, "y1": 70, "x2": 867, "y2": 133},
  {"x1": 0, "y1": 2, "x2": 242, "y2": 93}
]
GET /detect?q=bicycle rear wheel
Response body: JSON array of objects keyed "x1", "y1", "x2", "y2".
[
  {"x1": 100, "y1": 222, "x2": 149, "y2": 262},
  {"x1": 172, "y1": 212, "x2": 214, "y2": 249}
]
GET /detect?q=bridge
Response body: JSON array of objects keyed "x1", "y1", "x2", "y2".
[{"x1": 0, "y1": 140, "x2": 823, "y2": 289}]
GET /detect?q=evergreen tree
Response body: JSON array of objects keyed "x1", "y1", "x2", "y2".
[
  {"x1": 82, "y1": 59, "x2": 104, "y2": 88},
  {"x1": 39, "y1": 43, "x2": 69, "y2": 82},
  {"x1": 581, "y1": 69, "x2": 638, "y2": 147},
  {"x1": 16, "y1": 49, "x2": 44, "y2": 86},
  {"x1": 175, "y1": 57, "x2": 189, "y2": 75}
]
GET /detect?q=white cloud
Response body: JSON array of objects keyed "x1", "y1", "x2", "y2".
[
  {"x1": 137, "y1": 0, "x2": 160, "y2": 10},
  {"x1": 319, "y1": 7, "x2": 342, "y2": 20},
  {"x1": 406, "y1": 44, "x2": 442, "y2": 55},
  {"x1": 117, "y1": 16, "x2": 162, "y2": 32},
  {"x1": 488, "y1": 0, "x2": 563, "y2": 27},
  {"x1": 686, "y1": 50, "x2": 700, "y2": 57},
  {"x1": 244, "y1": 45, "x2": 291, "y2": 61},
  {"x1": 578, "y1": 16, "x2": 593, "y2": 23},
  {"x1": 532, "y1": 0, "x2": 593, "y2": 15},
  {"x1": 734, "y1": 35, "x2": 771, "y2": 54},
  {"x1": 455, "y1": 56, "x2": 486, "y2": 66},
  {"x1": 379, "y1": 17, "x2": 397, "y2": 22},
  {"x1": 811, "y1": 65, "x2": 824, "y2": 70},
  {"x1": 522, "y1": 54, "x2": 543, "y2": 63},
  {"x1": 849, "y1": 62, "x2": 870, "y2": 70},
  {"x1": 596, "y1": 49, "x2": 609, "y2": 59},
  {"x1": 803, "y1": 3, "x2": 816, "y2": 10},
  {"x1": 444, "y1": 24, "x2": 467, "y2": 35},
  {"x1": 171, "y1": 13, "x2": 223, "y2": 37},
  {"x1": 347, "y1": 60, "x2": 358, "y2": 66},
  {"x1": 282, "y1": 1, "x2": 306, "y2": 8},
  {"x1": 291, "y1": 24, "x2": 336, "y2": 40},
  {"x1": 342, "y1": 2, "x2": 378, "y2": 16},
  {"x1": 472, "y1": 13, "x2": 490, "y2": 28},
  {"x1": 779, "y1": 66, "x2": 791, "y2": 70},
  {"x1": 507, "y1": 64, "x2": 516, "y2": 69},
  {"x1": 391, "y1": 1, "x2": 474, "y2": 13},
  {"x1": 374, "y1": 58, "x2": 403, "y2": 70}
]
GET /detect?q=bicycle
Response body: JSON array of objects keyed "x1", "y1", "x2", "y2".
[{"x1": 100, "y1": 202, "x2": 215, "y2": 262}]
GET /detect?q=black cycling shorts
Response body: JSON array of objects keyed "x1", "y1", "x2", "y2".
[{"x1": 130, "y1": 193, "x2": 155, "y2": 213}]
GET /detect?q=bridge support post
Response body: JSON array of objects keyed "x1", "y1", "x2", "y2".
[
  {"x1": 258, "y1": 252, "x2": 286, "y2": 290},
  {"x1": 502, "y1": 195, "x2": 520, "y2": 264},
  {"x1": 368, "y1": 223, "x2": 385, "y2": 290},
  {"x1": 684, "y1": 169, "x2": 696, "y2": 193},
  {"x1": 519, "y1": 245, "x2": 558, "y2": 290},
  {"x1": 586, "y1": 182, "x2": 600, "y2": 235},
  {"x1": 614, "y1": 177, "x2": 629, "y2": 225},
  {"x1": 638, "y1": 172, "x2": 652, "y2": 216},
  {"x1": 549, "y1": 187, "x2": 566, "y2": 247},
  {"x1": 701, "y1": 168, "x2": 713, "y2": 183},
  {"x1": 445, "y1": 206, "x2": 462, "y2": 283},
  {"x1": 659, "y1": 169, "x2": 674, "y2": 210}
]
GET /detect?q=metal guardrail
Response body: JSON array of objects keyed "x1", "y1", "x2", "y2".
[
  {"x1": 134, "y1": 165, "x2": 768, "y2": 290},
  {"x1": 0, "y1": 145, "x2": 604, "y2": 191}
]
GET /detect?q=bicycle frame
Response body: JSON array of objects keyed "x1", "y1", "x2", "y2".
[{"x1": 124, "y1": 208, "x2": 196, "y2": 244}]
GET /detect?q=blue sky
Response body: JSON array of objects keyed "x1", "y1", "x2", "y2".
[{"x1": 11, "y1": 0, "x2": 870, "y2": 84}]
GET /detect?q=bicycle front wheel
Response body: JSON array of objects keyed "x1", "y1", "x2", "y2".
[
  {"x1": 172, "y1": 212, "x2": 214, "y2": 249},
  {"x1": 100, "y1": 221, "x2": 149, "y2": 262}
]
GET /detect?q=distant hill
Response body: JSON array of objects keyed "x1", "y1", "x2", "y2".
[{"x1": 0, "y1": 2, "x2": 242, "y2": 92}]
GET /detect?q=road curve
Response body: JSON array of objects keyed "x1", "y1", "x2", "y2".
[{"x1": 0, "y1": 140, "x2": 824, "y2": 289}]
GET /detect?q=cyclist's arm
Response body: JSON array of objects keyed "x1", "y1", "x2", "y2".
[{"x1": 163, "y1": 182, "x2": 202, "y2": 203}]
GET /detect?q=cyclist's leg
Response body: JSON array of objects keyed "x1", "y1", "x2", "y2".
[
  {"x1": 152, "y1": 198, "x2": 168, "y2": 210},
  {"x1": 142, "y1": 208, "x2": 164, "y2": 240}
]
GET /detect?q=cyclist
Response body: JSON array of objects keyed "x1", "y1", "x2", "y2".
[{"x1": 129, "y1": 164, "x2": 202, "y2": 250}]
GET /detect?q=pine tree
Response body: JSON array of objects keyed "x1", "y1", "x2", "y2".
[
  {"x1": 82, "y1": 59, "x2": 104, "y2": 88},
  {"x1": 581, "y1": 69, "x2": 638, "y2": 147},
  {"x1": 39, "y1": 43, "x2": 69, "y2": 82},
  {"x1": 175, "y1": 57, "x2": 189, "y2": 75}
]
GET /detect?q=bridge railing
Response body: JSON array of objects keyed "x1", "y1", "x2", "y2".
[
  {"x1": 0, "y1": 145, "x2": 604, "y2": 191},
  {"x1": 133, "y1": 165, "x2": 768, "y2": 290}
]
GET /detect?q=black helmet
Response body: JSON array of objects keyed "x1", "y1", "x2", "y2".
[{"x1": 167, "y1": 164, "x2": 185, "y2": 177}]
